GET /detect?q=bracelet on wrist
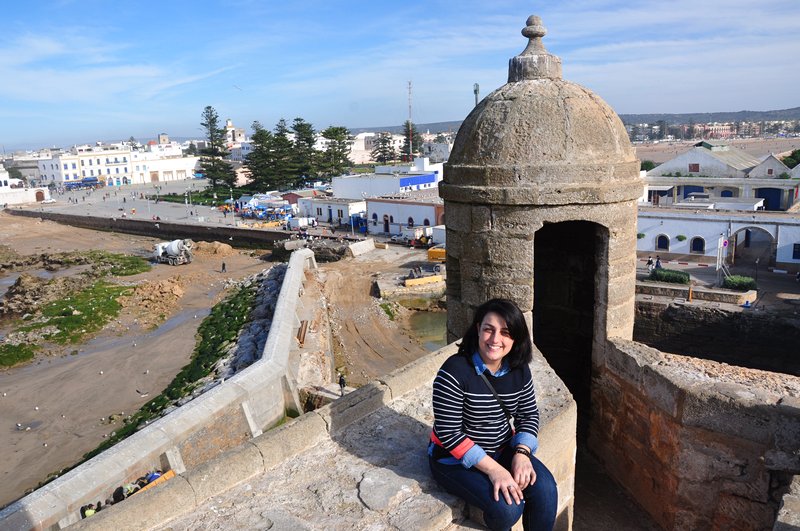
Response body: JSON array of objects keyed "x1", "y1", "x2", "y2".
[{"x1": 514, "y1": 447, "x2": 531, "y2": 458}]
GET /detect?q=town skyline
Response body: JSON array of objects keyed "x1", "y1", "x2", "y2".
[{"x1": 2, "y1": 0, "x2": 799, "y2": 152}]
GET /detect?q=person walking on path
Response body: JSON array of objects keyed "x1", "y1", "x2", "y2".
[
  {"x1": 655, "y1": 256, "x2": 663, "y2": 269},
  {"x1": 428, "y1": 298, "x2": 558, "y2": 531},
  {"x1": 338, "y1": 373, "x2": 346, "y2": 397},
  {"x1": 221, "y1": 262, "x2": 227, "y2": 273},
  {"x1": 646, "y1": 256, "x2": 654, "y2": 273}
]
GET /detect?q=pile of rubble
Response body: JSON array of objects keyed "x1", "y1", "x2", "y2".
[{"x1": 116, "y1": 277, "x2": 187, "y2": 329}]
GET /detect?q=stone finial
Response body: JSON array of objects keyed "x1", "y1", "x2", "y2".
[{"x1": 508, "y1": 15, "x2": 562, "y2": 82}]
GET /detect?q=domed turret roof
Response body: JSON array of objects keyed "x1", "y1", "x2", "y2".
[{"x1": 442, "y1": 15, "x2": 641, "y2": 206}]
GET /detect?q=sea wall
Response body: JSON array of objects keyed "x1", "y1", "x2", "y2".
[
  {"x1": 0, "y1": 249, "x2": 317, "y2": 531},
  {"x1": 6, "y1": 209, "x2": 291, "y2": 247},
  {"x1": 590, "y1": 338, "x2": 800, "y2": 530}
]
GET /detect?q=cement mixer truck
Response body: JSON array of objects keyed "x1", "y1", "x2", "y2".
[{"x1": 153, "y1": 239, "x2": 194, "y2": 266}]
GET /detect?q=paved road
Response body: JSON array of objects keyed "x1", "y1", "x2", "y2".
[
  {"x1": 636, "y1": 256, "x2": 800, "y2": 310},
  {"x1": 34, "y1": 179, "x2": 238, "y2": 228}
]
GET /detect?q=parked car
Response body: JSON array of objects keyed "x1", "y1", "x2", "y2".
[{"x1": 41, "y1": 198, "x2": 56, "y2": 204}]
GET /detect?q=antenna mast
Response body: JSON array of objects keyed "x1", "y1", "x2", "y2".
[{"x1": 407, "y1": 81, "x2": 413, "y2": 162}]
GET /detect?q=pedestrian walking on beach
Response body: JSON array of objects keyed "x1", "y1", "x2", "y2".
[
  {"x1": 221, "y1": 262, "x2": 227, "y2": 273},
  {"x1": 339, "y1": 373, "x2": 346, "y2": 397}
]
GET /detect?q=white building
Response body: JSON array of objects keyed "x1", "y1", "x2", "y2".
[
  {"x1": 229, "y1": 141, "x2": 253, "y2": 163},
  {"x1": 129, "y1": 151, "x2": 200, "y2": 185},
  {"x1": 36, "y1": 142, "x2": 200, "y2": 188},
  {"x1": 349, "y1": 132, "x2": 406, "y2": 164},
  {"x1": 332, "y1": 157, "x2": 443, "y2": 199},
  {"x1": 637, "y1": 208, "x2": 800, "y2": 272},
  {"x1": 646, "y1": 140, "x2": 798, "y2": 210},
  {"x1": 296, "y1": 197, "x2": 366, "y2": 225},
  {"x1": 365, "y1": 189, "x2": 444, "y2": 236},
  {"x1": 0, "y1": 165, "x2": 51, "y2": 205}
]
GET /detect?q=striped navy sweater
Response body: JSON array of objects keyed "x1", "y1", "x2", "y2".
[{"x1": 431, "y1": 353, "x2": 540, "y2": 466}]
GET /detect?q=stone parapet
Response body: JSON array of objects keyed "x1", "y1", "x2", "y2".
[
  {"x1": 637, "y1": 282, "x2": 756, "y2": 305},
  {"x1": 346, "y1": 238, "x2": 375, "y2": 257},
  {"x1": 0, "y1": 249, "x2": 317, "y2": 531},
  {"x1": 71, "y1": 344, "x2": 577, "y2": 531},
  {"x1": 590, "y1": 338, "x2": 800, "y2": 530}
]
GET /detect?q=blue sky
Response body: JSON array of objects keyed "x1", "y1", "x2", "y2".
[{"x1": 1, "y1": 0, "x2": 798, "y2": 151}]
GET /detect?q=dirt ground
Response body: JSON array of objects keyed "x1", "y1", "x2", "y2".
[
  {"x1": 318, "y1": 247, "x2": 434, "y2": 386},
  {"x1": 0, "y1": 213, "x2": 429, "y2": 508},
  {"x1": 634, "y1": 137, "x2": 800, "y2": 164}
]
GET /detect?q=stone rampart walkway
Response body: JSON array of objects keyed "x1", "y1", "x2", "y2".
[{"x1": 74, "y1": 345, "x2": 474, "y2": 530}]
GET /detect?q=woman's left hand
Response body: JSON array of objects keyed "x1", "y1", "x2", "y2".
[{"x1": 511, "y1": 453, "x2": 536, "y2": 490}]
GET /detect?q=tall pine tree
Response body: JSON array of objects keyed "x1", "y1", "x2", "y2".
[
  {"x1": 199, "y1": 106, "x2": 235, "y2": 188},
  {"x1": 292, "y1": 118, "x2": 317, "y2": 184},
  {"x1": 318, "y1": 126, "x2": 353, "y2": 178},
  {"x1": 371, "y1": 133, "x2": 396, "y2": 164},
  {"x1": 270, "y1": 118, "x2": 298, "y2": 190},
  {"x1": 401, "y1": 121, "x2": 423, "y2": 161},
  {"x1": 243, "y1": 121, "x2": 274, "y2": 190}
]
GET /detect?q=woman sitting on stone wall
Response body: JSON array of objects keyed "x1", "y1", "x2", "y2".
[{"x1": 428, "y1": 298, "x2": 558, "y2": 531}]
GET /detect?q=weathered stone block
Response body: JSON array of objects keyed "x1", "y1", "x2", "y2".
[
  {"x1": 680, "y1": 385, "x2": 773, "y2": 444},
  {"x1": 713, "y1": 492, "x2": 775, "y2": 530},
  {"x1": 471, "y1": 205, "x2": 493, "y2": 232},
  {"x1": 381, "y1": 345, "x2": 457, "y2": 400},
  {"x1": 251, "y1": 412, "x2": 330, "y2": 470},
  {"x1": 183, "y1": 442, "x2": 264, "y2": 504},
  {"x1": 676, "y1": 427, "x2": 761, "y2": 483},
  {"x1": 640, "y1": 364, "x2": 682, "y2": 417},
  {"x1": 445, "y1": 203, "x2": 471, "y2": 232},
  {"x1": 316, "y1": 382, "x2": 391, "y2": 436}
]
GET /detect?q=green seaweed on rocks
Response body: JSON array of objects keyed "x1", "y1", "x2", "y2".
[
  {"x1": 78, "y1": 282, "x2": 258, "y2": 462},
  {"x1": 16, "y1": 281, "x2": 131, "y2": 345},
  {"x1": 0, "y1": 343, "x2": 38, "y2": 367}
]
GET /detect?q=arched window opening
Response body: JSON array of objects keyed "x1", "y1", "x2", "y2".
[
  {"x1": 423, "y1": 218, "x2": 430, "y2": 226},
  {"x1": 690, "y1": 237, "x2": 705, "y2": 253},
  {"x1": 656, "y1": 234, "x2": 670, "y2": 251},
  {"x1": 407, "y1": 217, "x2": 414, "y2": 227}
]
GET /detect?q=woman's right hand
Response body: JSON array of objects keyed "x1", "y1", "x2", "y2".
[{"x1": 478, "y1": 457, "x2": 522, "y2": 505}]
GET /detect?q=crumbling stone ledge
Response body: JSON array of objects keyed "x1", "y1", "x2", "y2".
[{"x1": 591, "y1": 338, "x2": 800, "y2": 530}]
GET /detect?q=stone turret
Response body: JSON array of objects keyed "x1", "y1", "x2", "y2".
[{"x1": 440, "y1": 15, "x2": 642, "y2": 358}]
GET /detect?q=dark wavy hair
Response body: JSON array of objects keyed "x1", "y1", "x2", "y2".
[{"x1": 456, "y1": 298, "x2": 533, "y2": 369}]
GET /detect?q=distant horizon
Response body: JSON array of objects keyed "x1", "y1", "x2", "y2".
[
  {"x1": 4, "y1": 104, "x2": 799, "y2": 154},
  {"x1": 1, "y1": 1, "x2": 798, "y2": 152}
]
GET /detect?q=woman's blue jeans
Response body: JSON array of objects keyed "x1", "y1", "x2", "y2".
[{"x1": 429, "y1": 447, "x2": 558, "y2": 531}]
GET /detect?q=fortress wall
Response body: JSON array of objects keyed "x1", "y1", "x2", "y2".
[
  {"x1": 591, "y1": 338, "x2": 800, "y2": 530},
  {"x1": 73, "y1": 344, "x2": 578, "y2": 531},
  {"x1": 0, "y1": 249, "x2": 317, "y2": 531},
  {"x1": 6, "y1": 209, "x2": 291, "y2": 247},
  {"x1": 634, "y1": 300, "x2": 800, "y2": 375}
]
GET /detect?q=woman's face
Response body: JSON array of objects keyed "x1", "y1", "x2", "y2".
[{"x1": 477, "y1": 311, "x2": 513, "y2": 372}]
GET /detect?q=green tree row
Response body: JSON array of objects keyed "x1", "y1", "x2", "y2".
[
  {"x1": 245, "y1": 118, "x2": 352, "y2": 191},
  {"x1": 370, "y1": 120, "x2": 424, "y2": 164},
  {"x1": 197, "y1": 105, "x2": 354, "y2": 192}
]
